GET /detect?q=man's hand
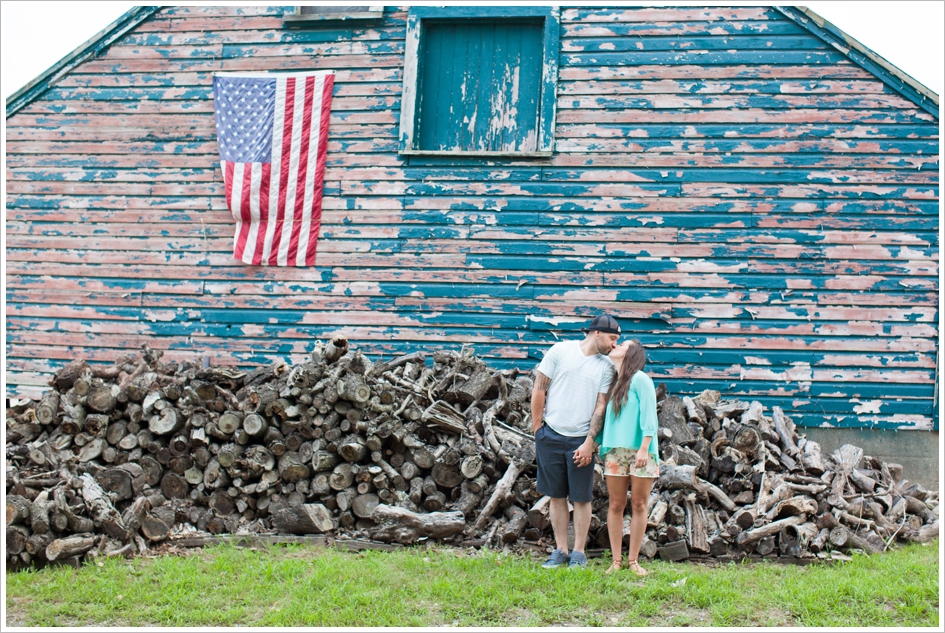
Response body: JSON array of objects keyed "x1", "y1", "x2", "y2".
[{"x1": 573, "y1": 439, "x2": 595, "y2": 467}]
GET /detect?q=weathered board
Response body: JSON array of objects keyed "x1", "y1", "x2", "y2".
[{"x1": 5, "y1": 5, "x2": 939, "y2": 431}]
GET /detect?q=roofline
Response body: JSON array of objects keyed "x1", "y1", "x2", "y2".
[
  {"x1": 5, "y1": 5, "x2": 164, "y2": 119},
  {"x1": 776, "y1": 5, "x2": 939, "y2": 118},
  {"x1": 5, "y1": 5, "x2": 939, "y2": 120}
]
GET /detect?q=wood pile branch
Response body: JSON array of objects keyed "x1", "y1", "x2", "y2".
[{"x1": 5, "y1": 341, "x2": 939, "y2": 569}]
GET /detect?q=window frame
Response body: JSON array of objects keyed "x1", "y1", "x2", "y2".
[
  {"x1": 399, "y1": 6, "x2": 560, "y2": 158},
  {"x1": 283, "y1": 5, "x2": 385, "y2": 24}
]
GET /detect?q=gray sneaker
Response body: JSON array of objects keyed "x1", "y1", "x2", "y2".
[
  {"x1": 541, "y1": 548, "x2": 570, "y2": 569},
  {"x1": 568, "y1": 551, "x2": 588, "y2": 570}
]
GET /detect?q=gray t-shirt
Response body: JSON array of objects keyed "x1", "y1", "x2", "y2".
[{"x1": 536, "y1": 340, "x2": 615, "y2": 437}]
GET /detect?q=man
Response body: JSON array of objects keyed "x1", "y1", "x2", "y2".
[{"x1": 531, "y1": 314, "x2": 620, "y2": 569}]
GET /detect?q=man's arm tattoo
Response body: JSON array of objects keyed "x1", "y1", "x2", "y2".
[
  {"x1": 587, "y1": 394, "x2": 608, "y2": 443},
  {"x1": 534, "y1": 372, "x2": 552, "y2": 393}
]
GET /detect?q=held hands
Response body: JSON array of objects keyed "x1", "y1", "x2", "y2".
[
  {"x1": 573, "y1": 440, "x2": 595, "y2": 467},
  {"x1": 634, "y1": 448, "x2": 649, "y2": 469}
]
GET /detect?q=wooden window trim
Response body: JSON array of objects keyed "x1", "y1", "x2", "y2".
[
  {"x1": 400, "y1": 6, "x2": 560, "y2": 156},
  {"x1": 283, "y1": 6, "x2": 384, "y2": 23}
]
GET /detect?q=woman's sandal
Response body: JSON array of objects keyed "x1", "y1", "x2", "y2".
[
  {"x1": 627, "y1": 559, "x2": 648, "y2": 577},
  {"x1": 604, "y1": 559, "x2": 622, "y2": 575}
]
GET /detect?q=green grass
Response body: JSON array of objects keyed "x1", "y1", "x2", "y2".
[{"x1": 5, "y1": 539, "x2": 940, "y2": 627}]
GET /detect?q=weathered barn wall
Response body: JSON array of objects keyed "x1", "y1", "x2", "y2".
[{"x1": 5, "y1": 6, "x2": 939, "y2": 432}]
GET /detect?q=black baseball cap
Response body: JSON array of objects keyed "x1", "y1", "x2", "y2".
[{"x1": 582, "y1": 314, "x2": 621, "y2": 335}]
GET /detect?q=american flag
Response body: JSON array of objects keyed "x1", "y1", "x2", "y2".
[{"x1": 212, "y1": 71, "x2": 334, "y2": 266}]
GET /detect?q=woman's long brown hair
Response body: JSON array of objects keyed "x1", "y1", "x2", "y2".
[{"x1": 606, "y1": 341, "x2": 646, "y2": 417}]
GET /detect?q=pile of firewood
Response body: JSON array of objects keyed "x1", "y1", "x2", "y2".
[
  {"x1": 5, "y1": 339, "x2": 940, "y2": 569},
  {"x1": 5, "y1": 338, "x2": 538, "y2": 566},
  {"x1": 618, "y1": 391, "x2": 939, "y2": 561}
]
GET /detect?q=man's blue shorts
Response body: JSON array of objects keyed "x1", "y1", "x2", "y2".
[{"x1": 535, "y1": 424, "x2": 595, "y2": 503}]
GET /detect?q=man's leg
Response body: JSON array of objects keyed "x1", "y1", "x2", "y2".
[
  {"x1": 549, "y1": 497, "x2": 571, "y2": 553},
  {"x1": 535, "y1": 425, "x2": 572, "y2": 565},
  {"x1": 564, "y1": 434, "x2": 595, "y2": 564},
  {"x1": 571, "y1": 500, "x2": 592, "y2": 554}
]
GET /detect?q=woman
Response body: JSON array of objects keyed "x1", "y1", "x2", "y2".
[{"x1": 598, "y1": 340, "x2": 659, "y2": 576}]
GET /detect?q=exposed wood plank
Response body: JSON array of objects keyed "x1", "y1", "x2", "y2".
[
  {"x1": 10, "y1": 165, "x2": 938, "y2": 185},
  {"x1": 118, "y1": 27, "x2": 407, "y2": 46},
  {"x1": 5, "y1": 231, "x2": 938, "y2": 261},
  {"x1": 558, "y1": 65, "x2": 876, "y2": 80},
  {"x1": 6, "y1": 282, "x2": 936, "y2": 307},
  {"x1": 553, "y1": 122, "x2": 940, "y2": 140},
  {"x1": 560, "y1": 35, "x2": 832, "y2": 53},
  {"x1": 560, "y1": 7, "x2": 781, "y2": 22},
  {"x1": 17, "y1": 150, "x2": 937, "y2": 171},
  {"x1": 6, "y1": 309, "x2": 937, "y2": 343},
  {"x1": 561, "y1": 51, "x2": 851, "y2": 67},
  {"x1": 557, "y1": 79, "x2": 892, "y2": 95},
  {"x1": 557, "y1": 108, "x2": 935, "y2": 124},
  {"x1": 76, "y1": 55, "x2": 406, "y2": 74},
  {"x1": 561, "y1": 20, "x2": 811, "y2": 38},
  {"x1": 558, "y1": 94, "x2": 919, "y2": 110},
  {"x1": 56, "y1": 72, "x2": 403, "y2": 88},
  {"x1": 158, "y1": 6, "x2": 291, "y2": 16}
]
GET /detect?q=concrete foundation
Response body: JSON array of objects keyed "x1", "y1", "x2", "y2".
[{"x1": 800, "y1": 428, "x2": 941, "y2": 491}]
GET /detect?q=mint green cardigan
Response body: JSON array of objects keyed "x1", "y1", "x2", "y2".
[{"x1": 596, "y1": 371, "x2": 660, "y2": 461}]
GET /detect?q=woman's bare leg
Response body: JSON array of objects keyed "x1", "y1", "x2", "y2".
[
  {"x1": 627, "y1": 474, "x2": 656, "y2": 575},
  {"x1": 606, "y1": 474, "x2": 631, "y2": 568}
]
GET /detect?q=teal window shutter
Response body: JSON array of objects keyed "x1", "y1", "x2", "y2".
[{"x1": 401, "y1": 7, "x2": 559, "y2": 157}]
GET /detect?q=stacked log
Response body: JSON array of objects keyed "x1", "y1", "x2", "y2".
[
  {"x1": 5, "y1": 341, "x2": 939, "y2": 569},
  {"x1": 596, "y1": 393, "x2": 941, "y2": 562}
]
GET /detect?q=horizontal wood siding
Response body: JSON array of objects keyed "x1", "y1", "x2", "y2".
[{"x1": 5, "y1": 5, "x2": 939, "y2": 431}]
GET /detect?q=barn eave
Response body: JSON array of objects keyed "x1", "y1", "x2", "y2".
[
  {"x1": 4, "y1": 5, "x2": 165, "y2": 119},
  {"x1": 776, "y1": 5, "x2": 939, "y2": 118}
]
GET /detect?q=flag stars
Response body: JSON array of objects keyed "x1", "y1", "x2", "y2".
[{"x1": 213, "y1": 77, "x2": 281, "y2": 162}]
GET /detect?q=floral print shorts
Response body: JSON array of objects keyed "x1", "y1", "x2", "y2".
[{"x1": 602, "y1": 447, "x2": 659, "y2": 478}]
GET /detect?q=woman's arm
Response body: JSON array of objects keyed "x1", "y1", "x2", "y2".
[
  {"x1": 634, "y1": 373, "x2": 659, "y2": 467},
  {"x1": 636, "y1": 372, "x2": 659, "y2": 438}
]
